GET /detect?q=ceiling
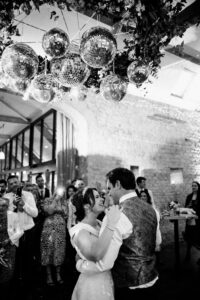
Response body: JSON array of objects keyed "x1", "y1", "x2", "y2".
[{"x1": 0, "y1": 0, "x2": 200, "y2": 146}]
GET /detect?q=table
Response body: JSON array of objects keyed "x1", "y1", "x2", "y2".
[{"x1": 164, "y1": 213, "x2": 198, "y2": 271}]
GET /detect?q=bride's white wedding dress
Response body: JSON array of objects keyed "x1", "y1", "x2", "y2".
[{"x1": 70, "y1": 223, "x2": 114, "y2": 300}]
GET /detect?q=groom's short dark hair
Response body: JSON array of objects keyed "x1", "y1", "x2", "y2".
[{"x1": 106, "y1": 168, "x2": 135, "y2": 190}]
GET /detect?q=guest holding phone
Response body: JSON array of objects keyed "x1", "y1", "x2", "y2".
[{"x1": 4, "y1": 175, "x2": 38, "y2": 295}]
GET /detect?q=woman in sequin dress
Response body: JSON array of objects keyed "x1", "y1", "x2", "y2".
[{"x1": 40, "y1": 194, "x2": 67, "y2": 285}]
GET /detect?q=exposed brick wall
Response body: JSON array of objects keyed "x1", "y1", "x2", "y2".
[{"x1": 52, "y1": 91, "x2": 200, "y2": 245}]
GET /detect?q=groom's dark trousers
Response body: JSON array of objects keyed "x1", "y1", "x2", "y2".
[{"x1": 115, "y1": 281, "x2": 159, "y2": 300}]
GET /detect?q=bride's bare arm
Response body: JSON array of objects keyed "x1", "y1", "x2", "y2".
[{"x1": 74, "y1": 206, "x2": 121, "y2": 261}]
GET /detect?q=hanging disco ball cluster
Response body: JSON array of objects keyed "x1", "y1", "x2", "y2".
[{"x1": 0, "y1": 25, "x2": 149, "y2": 103}]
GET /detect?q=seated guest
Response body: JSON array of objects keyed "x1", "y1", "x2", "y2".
[{"x1": 0, "y1": 197, "x2": 23, "y2": 299}]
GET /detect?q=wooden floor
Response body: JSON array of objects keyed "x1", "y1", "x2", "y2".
[{"x1": 2, "y1": 240, "x2": 200, "y2": 300}]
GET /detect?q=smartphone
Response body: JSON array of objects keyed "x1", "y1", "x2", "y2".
[{"x1": 16, "y1": 187, "x2": 22, "y2": 197}]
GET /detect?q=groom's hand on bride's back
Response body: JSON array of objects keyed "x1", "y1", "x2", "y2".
[{"x1": 106, "y1": 205, "x2": 121, "y2": 228}]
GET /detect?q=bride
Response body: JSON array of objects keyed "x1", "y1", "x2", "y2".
[{"x1": 69, "y1": 187, "x2": 120, "y2": 300}]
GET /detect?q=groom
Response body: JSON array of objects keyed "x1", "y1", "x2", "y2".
[{"x1": 76, "y1": 167, "x2": 159, "y2": 300}]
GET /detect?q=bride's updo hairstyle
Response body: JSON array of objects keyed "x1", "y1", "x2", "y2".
[{"x1": 71, "y1": 187, "x2": 97, "y2": 222}]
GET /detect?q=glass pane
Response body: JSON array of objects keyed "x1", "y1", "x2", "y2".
[
  {"x1": 6, "y1": 143, "x2": 10, "y2": 170},
  {"x1": 23, "y1": 130, "x2": 30, "y2": 167},
  {"x1": 16, "y1": 134, "x2": 23, "y2": 168},
  {"x1": 1, "y1": 145, "x2": 6, "y2": 170},
  {"x1": 33, "y1": 121, "x2": 41, "y2": 164},
  {"x1": 42, "y1": 113, "x2": 53, "y2": 163},
  {"x1": 11, "y1": 138, "x2": 17, "y2": 169}
]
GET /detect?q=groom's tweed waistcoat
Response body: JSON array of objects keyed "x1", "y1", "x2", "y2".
[{"x1": 112, "y1": 196, "x2": 158, "y2": 288}]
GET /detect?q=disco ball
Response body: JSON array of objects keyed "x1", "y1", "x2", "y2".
[
  {"x1": 14, "y1": 79, "x2": 30, "y2": 93},
  {"x1": 80, "y1": 27, "x2": 117, "y2": 69},
  {"x1": 100, "y1": 74, "x2": 127, "y2": 102},
  {"x1": 31, "y1": 74, "x2": 57, "y2": 103},
  {"x1": 1, "y1": 43, "x2": 39, "y2": 80},
  {"x1": 51, "y1": 53, "x2": 90, "y2": 87},
  {"x1": 127, "y1": 62, "x2": 150, "y2": 85},
  {"x1": 42, "y1": 28, "x2": 70, "y2": 58}
]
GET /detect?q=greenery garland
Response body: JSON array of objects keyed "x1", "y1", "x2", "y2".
[{"x1": 0, "y1": 0, "x2": 196, "y2": 92}]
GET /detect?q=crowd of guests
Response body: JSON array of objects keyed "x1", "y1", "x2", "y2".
[{"x1": 0, "y1": 169, "x2": 200, "y2": 300}]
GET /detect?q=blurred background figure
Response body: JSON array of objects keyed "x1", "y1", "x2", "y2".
[
  {"x1": 0, "y1": 179, "x2": 7, "y2": 197},
  {"x1": 74, "y1": 179, "x2": 85, "y2": 192},
  {"x1": 67, "y1": 185, "x2": 77, "y2": 230},
  {"x1": 0, "y1": 197, "x2": 23, "y2": 300},
  {"x1": 136, "y1": 176, "x2": 156, "y2": 209},
  {"x1": 36, "y1": 174, "x2": 50, "y2": 200},
  {"x1": 183, "y1": 181, "x2": 200, "y2": 262}
]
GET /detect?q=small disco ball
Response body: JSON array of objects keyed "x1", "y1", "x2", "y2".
[
  {"x1": 127, "y1": 62, "x2": 150, "y2": 85},
  {"x1": 80, "y1": 26, "x2": 117, "y2": 69},
  {"x1": 42, "y1": 28, "x2": 70, "y2": 58},
  {"x1": 100, "y1": 74, "x2": 127, "y2": 102},
  {"x1": 14, "y1": 79, "x2": 30, "y2": 93},
  {"x1": 31, "y1": 74, "x2": 56, "y2": 103},
  {"x1": 51, "y1": 53, "x2": 90, "y2": 87},
  {"x1": 1, "y1": 43, "x2": 39, "y2": 80}
]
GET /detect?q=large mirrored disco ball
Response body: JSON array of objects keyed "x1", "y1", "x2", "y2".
[
  {"x1": 51, "y1": 53, "x2": 90, "y2": 87},
  {"x1": 42, "y1": 28, "x2": 70, "y2": 58},
  {"x1": 31, "y1": 74, "x2": 57, "y2": 103},
  {"x1": 127, "y1": 62, "x2": 150, "y2": 85},
  {"x1": 100, "y1": 74, "x2": 127, "y2": 102},
  {"x1": 1, "y1": 43, "x2": 39, "y2": 80},
  {"x1": 80, "y1": 27, "x2": 117, "y2": 69}
]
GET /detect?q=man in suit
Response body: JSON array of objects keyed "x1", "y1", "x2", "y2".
[
  {"x1": 135, "y1": 176, "x2": 156, "y2": 208},
  {"x1": 76, "y1": 168, "x2": 159, "y2": 300},
  {"x1": 36, "y1": 173, "x2": 50, "y2": 200}
]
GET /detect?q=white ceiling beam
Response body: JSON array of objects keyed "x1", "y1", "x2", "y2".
[
  {"x1": 0, "y1": 98, "x2": 30, "y2": 122},
  {"x1": 0, "y1": 115, "x2": 29, "y2": 124}
]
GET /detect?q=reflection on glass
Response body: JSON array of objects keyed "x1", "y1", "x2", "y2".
[
  {"x1": 16, "y1": 134, "x2": 23, "y2": 168},
  {"x1": 33, "y1": 121, "x2": 41, "y2": 164},
  {"x1": 23, "y1": 130, "x2": 30, "y2": 167},
  {"x1": 42, "y1": 113, "x2": 53, "y2": 162},
  {"x1": 6, "y1": 143, "x2": 10, "y2": 170},
  {"x1": 11, "y1": 138, "x2": 17, "y2": 169},
  {"x1": 1, "y1": 145, "x2": 6, "y2": 170}
]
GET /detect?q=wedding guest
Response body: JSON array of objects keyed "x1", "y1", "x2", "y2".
[
  {"x1": 183, "y1": 181, "x2": 200, "y2": 261},
  {"x1": 135, "y1": 176, "x2": 156, "y2": 209},
  {"x1": 0, "y1": 179, "x2": 7, "y2": 197},
  {"x1": 41, "y1": 193, "x2": 67, "y2": 286},
  {"x1": 4, "y1": 175, "x2": 38, "y2": 287},
  {"x1": 67, "y1": 185, "x2": 77, "y2": 230},
  {"x1": 0, "y1": 197, "x2": 23, "y2": 299}
]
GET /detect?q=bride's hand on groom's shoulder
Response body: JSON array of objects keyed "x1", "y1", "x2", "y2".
[{"x1": 106, "y1": 205, "x2": 121, "y2": 228}]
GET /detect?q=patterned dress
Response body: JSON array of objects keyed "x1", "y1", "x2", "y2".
[
  {"x1": 40, "y1": 198, "x2": 66, "y2": 266},
  {"x1": 0, "y1": 214, "x2": 16, "y2": 283}
]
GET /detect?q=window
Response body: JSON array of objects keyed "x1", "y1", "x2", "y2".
[
  {"x1": 42, "y1": 113, "x2": 54, "y2": 163},
  {"x1": 33, "y1": 121, "x2": 42, "y2": 164},
  {"x1": 11, "y1": 138, "x2": 17, "y2": 169},
  {"x1": 170, "y1": 168, "x2": 183, "y2": 185},
  {"x1": 23, "y1": 130, "x2": 30, "y2": 167},
  {"x1": 16, "y1": 134, "x2": 23, "y2": 168}
]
